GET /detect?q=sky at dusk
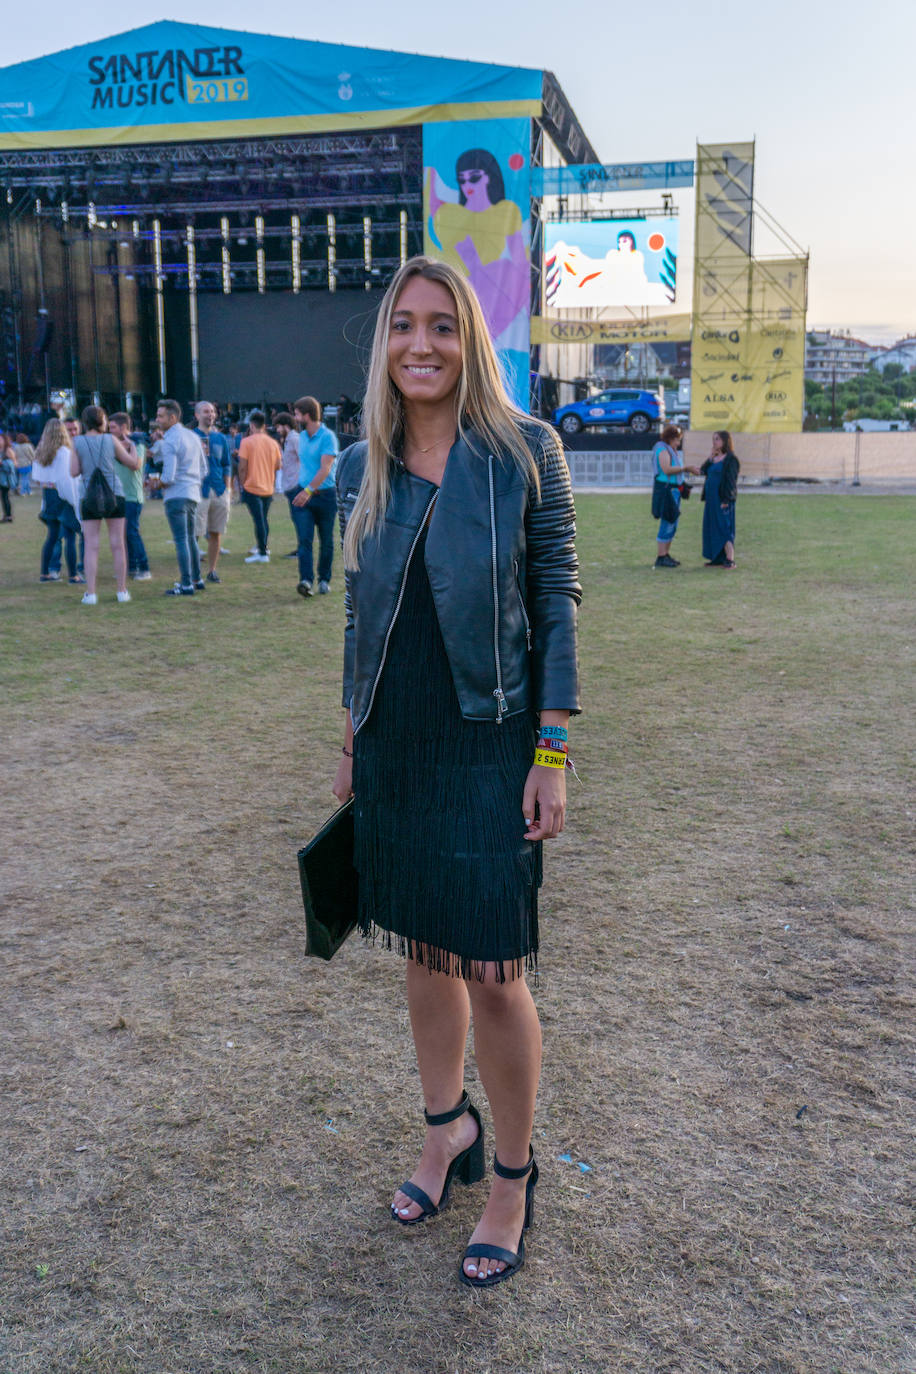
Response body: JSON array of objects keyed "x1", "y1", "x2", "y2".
[{"x1": 4, "y1": 0, "x2": 913, "y2": 345}]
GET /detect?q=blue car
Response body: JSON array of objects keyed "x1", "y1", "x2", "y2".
[{"x1": 554, "y1": 388, "x2": 664, "y2": 435}]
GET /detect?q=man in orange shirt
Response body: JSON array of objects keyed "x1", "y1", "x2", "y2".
[{"x1": 238, "y1": 411, "x2": 282, "y2": 563}]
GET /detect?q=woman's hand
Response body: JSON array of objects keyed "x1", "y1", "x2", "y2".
[
  {"x1": 522, "y1": 764, "x2": 566, "y2": 841},
  {"x1": 333, "y1": 754, "x2": 353, "y2": 805}
]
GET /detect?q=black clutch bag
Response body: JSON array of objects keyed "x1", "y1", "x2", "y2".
[{"x1": 297, "y1": 798, "x2": 358, "y2": 960}]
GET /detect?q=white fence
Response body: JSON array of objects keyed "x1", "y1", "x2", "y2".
[{"x1": 565, "y1": 433, "x2": 916, "y2": 488}]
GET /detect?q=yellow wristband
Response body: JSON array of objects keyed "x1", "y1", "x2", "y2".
[{"x1": 534, "y1": 748, "x2": 566, "y2": 769}]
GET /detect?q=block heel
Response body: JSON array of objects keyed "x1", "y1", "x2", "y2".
[
  {"x1": 456, "y1": 1122, "x2": 486, "y2": 1186},
  {"x1": 392, "y1": 1090, "x2": 484, "y2": 1226}
]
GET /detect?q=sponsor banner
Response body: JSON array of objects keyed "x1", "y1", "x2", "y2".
[
  {"x1": 691, "y1": 254, "x2": 807, "y2": 431},
  {"x1": 531, "y1": 315, "x2": 692, "y2": 345},
  {"x1": 423, "y1": 118, "x2": 531, "y2": 407},
  {"x1": 531, "y1": 160, "x2": 694, "y2": 197},
  {"x1": 545, "y1": 218, "x2": 679, "y2": 309},
  {"x1": 0, "y1": 21, "x2": 542, "y2": 147}
]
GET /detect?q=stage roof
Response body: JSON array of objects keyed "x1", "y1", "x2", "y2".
[{"x1": 0, "y1": 22, "x2": 593, "y2": 156}]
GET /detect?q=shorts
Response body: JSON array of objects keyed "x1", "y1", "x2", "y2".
[{"x1": 195, "y1": 491, "x2": 230, "y2": 536}]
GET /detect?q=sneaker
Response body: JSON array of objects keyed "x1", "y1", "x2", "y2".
[
  {"x1": 206, "y1": 571, "x2": 221, "y2": 583},
  {"x1": 69, "y1": 574, "x2": 86, "y2": 585},
  {"x1": 80, "y1": 592, "x2": 98, "y2": 605},
  {"x1": 164, "y1": 584, "x2": 195, "y2": 596},
  {"x1": 247, "y1": 545, "x2": 269, "y2": 556},
  {"x1": 318, "y1": 580, "x2": 330, "y2": 594},
  {"x1": 40, "y1": 572, "x2": 62, "y2": 582},
  {"x1": 194, "y1": 579, "x2": 206, "y2": 591},
  {"x1": 653, "y1": 555, "x2": 679, "y2": 569},
  {"x1": 284, "y1": 550, "x2": 298, "y2": 558},
  {"x1": 245, "y1": 552, "x2": 267, "y2": 563},
  {"x1": 132, "y1": 570, "x2": 153, "y2": 581},
  {"x1": 297, "y1": 580, "x2": 314, "y2": 598},
  {"x1": 117, "y1": 589, "x2": 131, "y2": 603}
]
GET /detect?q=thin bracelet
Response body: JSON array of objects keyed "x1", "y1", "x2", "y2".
[{"x1": 341, "y1": 745, "x2": 353, "y2": 757}]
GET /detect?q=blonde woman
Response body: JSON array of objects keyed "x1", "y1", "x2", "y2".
[
  {"x1": 332, "y1": 257, "x2": 581, "y2": 1287},
  {"x1": 32, "y1": 418, "x2": 82, "y2": 583}
]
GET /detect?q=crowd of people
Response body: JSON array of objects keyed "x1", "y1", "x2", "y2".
[{"x1": 4, "y1": 398, "x2": 342, "y2": 601}]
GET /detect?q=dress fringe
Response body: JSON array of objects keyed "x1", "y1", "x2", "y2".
[{"x1": 352, "y1": 526, "x2": 541, "y2": 982}]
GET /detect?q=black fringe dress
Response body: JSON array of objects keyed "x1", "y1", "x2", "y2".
[{"x1": 352, "y1": 522, "x2": 542, "y2": 982}]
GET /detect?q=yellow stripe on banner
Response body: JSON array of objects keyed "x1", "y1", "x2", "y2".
[
  {"x1": 0, "y1": 99, "x2": 542, "y2": 151},
  {"x1": 532, "y1": 315, "x2": 693, "y2": 346}
]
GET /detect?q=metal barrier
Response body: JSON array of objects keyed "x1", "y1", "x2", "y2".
[{"x1": 565, "y1": 450, "x2": 655, "y2": 487}]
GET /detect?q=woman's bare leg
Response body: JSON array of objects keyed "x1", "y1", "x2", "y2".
[
  {"x1": 391, "y1": 959, "x2": 475, "y2": 1221},
  {"x1": 82, "y1": 521, "x2": 101, "y2": 594},
  {"x1": 462, "y1": 969, "x2": 542, "y2": 1280},
  {"x1": 108, "y1": 518, "x2": 128, "y2": 592}
]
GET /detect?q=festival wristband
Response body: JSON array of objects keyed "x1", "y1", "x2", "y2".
[
  {"x1": 539, "y1": 725, "x2": 568, "y2": 741},
  {"x1": 536, "y1": 738, "x2": 568, "y2": 755},
  {"x1": 534, "y1": 748, "x2": 567, "y2": 769},
  {"x1": 304, "y1": 485, "x2": 314, "y2": 497}
]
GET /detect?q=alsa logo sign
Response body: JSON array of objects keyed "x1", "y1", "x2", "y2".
[{"x1": 88, "y1": 45, "x2": 249, "y2": 111}]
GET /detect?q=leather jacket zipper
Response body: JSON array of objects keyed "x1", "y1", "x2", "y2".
[
  {"x1": 354, "y1": 488, "x2": 438, "y2": 735},
  {"x1": 488, "y1": 456, "x2": 507, "y2": 723},
  {"x1": 513, "y1": 557, "x2": 532, "y2": 651}
]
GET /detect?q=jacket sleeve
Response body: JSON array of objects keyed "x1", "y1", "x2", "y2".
[
  {"x1": 721, "y1": 454, "x2": 740, "y2": 503},
  {"x1": 336, "y1": 447, "x2": 357, "y2": 711},
  {"x1": 525, "y1": 430, "x2": 582, "y2": 714}
]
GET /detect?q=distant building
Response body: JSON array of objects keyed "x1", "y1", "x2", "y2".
[
  {"x1": 842, "y1": 418, "x2": 909, "y2": 432},
  {"x1": 805, "y1": 330, "x2": 876, "y2": 384},
  {"x1": 868, "y1": 337, "x2": 916, "y2": 374}
]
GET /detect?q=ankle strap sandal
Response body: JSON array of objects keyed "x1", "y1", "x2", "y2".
[
  {"x1": 392, "y1": 1091, "x2": 485, "y2": 1227},
  {"x1": 459, "y1": 1148, "x2": 539, "y2": 1288}
]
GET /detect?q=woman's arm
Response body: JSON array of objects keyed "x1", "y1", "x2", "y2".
[
  {"x1": 658, "y1": 446, "x2": 701, "y2": 478},
  {"x1": 70, "y1": 449, "x2": 82, "y2": 478},
  {"x1": 332, "y1": 709, "x2": 354, "y2": 804},
  {"x1": 522, "y1": 708, "x2": 570, "y2": 841},
  {"x1": 111, "y1": 435, "x2": 140, "y2": 470}
]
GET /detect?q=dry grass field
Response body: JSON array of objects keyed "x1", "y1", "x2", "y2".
[{"x1": 1, "y1": 489, "x2": 913, "y2": 1374}]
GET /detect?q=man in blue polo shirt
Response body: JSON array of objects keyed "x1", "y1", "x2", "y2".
[
  {"x1": 193, "y1": 401, "x2": 232, "y2": 583},
  {"x1": 291, "y1": 395, "x2": 339, "y2": 598}
]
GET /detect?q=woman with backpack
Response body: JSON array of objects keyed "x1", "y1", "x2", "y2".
[{"x1": 70, "y1": 405, "x2": 140, "y2": 605}]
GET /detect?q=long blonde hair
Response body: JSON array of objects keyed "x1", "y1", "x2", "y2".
[
  {"x1": 343, "y1": 256, "x2": 556, "y2": 570},
  {"x1": 35, "y1": 417, "x2": 72, "y2": 466}
]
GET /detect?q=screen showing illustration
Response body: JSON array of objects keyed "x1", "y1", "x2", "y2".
[
  {"x1": 544, "y1": 218, "x2": 679, "y2": 309},
  {"x1": 423, "y1": 117, "x2": 531, "y2": 408}
]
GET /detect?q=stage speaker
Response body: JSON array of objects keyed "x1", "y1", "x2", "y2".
[{"x1": 34, "y1": 316, "x2": 54, "y2": 353}]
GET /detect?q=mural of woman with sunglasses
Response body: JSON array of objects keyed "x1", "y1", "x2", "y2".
[{"x1": 426, "y1": 148, "x2": 529, "y2": 355}]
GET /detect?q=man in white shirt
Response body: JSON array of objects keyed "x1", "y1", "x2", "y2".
[{"x1": 156, "y1": 399, "x2": 206, "y2": 597}]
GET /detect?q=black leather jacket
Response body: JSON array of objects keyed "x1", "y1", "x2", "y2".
[{"x1": 336, "y1": 428, "x2": 582, "y2": 734}]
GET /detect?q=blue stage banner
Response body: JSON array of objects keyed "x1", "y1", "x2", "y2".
[
  {"x1": 531, "y1": 161, "x2": 695, "y2": 196},
  {"x1": 423, "y1": 118, "x2": 531, "y2": 409},
  {"x1": 0, "y1": 22, "x2": 542, "y2": 148}
]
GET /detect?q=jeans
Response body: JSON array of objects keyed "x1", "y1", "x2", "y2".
[
  {"x1": 17, "y1": 465, "x2": 31, "y2": 495},
  {"x1": 0, "y1": 487, "x2": 11, "y2": 519},
  {"x1": 243, "y1": 490, "x2": 272, "y2": 556},
  {"x1": 164, "y1": 497, "x2": 201, "y2": 587},
  {"x1": 40, "y1": 489, "x2": 77, "y2": 578},
  {"x1": 124, "y1": 500, "x2": 150, "y2": 573},
  {"x1": 288, "y1": 485, "x2": 336, "y2": 585}
]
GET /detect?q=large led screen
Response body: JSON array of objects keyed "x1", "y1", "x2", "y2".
[{"x1": 544, "y1": 218, "x2": 678, "y2": 309}]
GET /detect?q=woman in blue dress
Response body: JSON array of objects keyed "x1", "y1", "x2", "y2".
[{"x1": 700, "y1": 430, "x2": 740, "y2": 569}]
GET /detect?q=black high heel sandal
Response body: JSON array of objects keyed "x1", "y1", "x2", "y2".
[
  {"x1": 459, "y1": 1148, "x2": 539, "y2": 1288},
  {"x1": 392, "y1": 1090, "x2": 485, "y2": 1227}
]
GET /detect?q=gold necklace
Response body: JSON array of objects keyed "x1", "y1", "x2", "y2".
[{"x1": 410, "y1": 435, "x2": 451, "y2": 455}]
